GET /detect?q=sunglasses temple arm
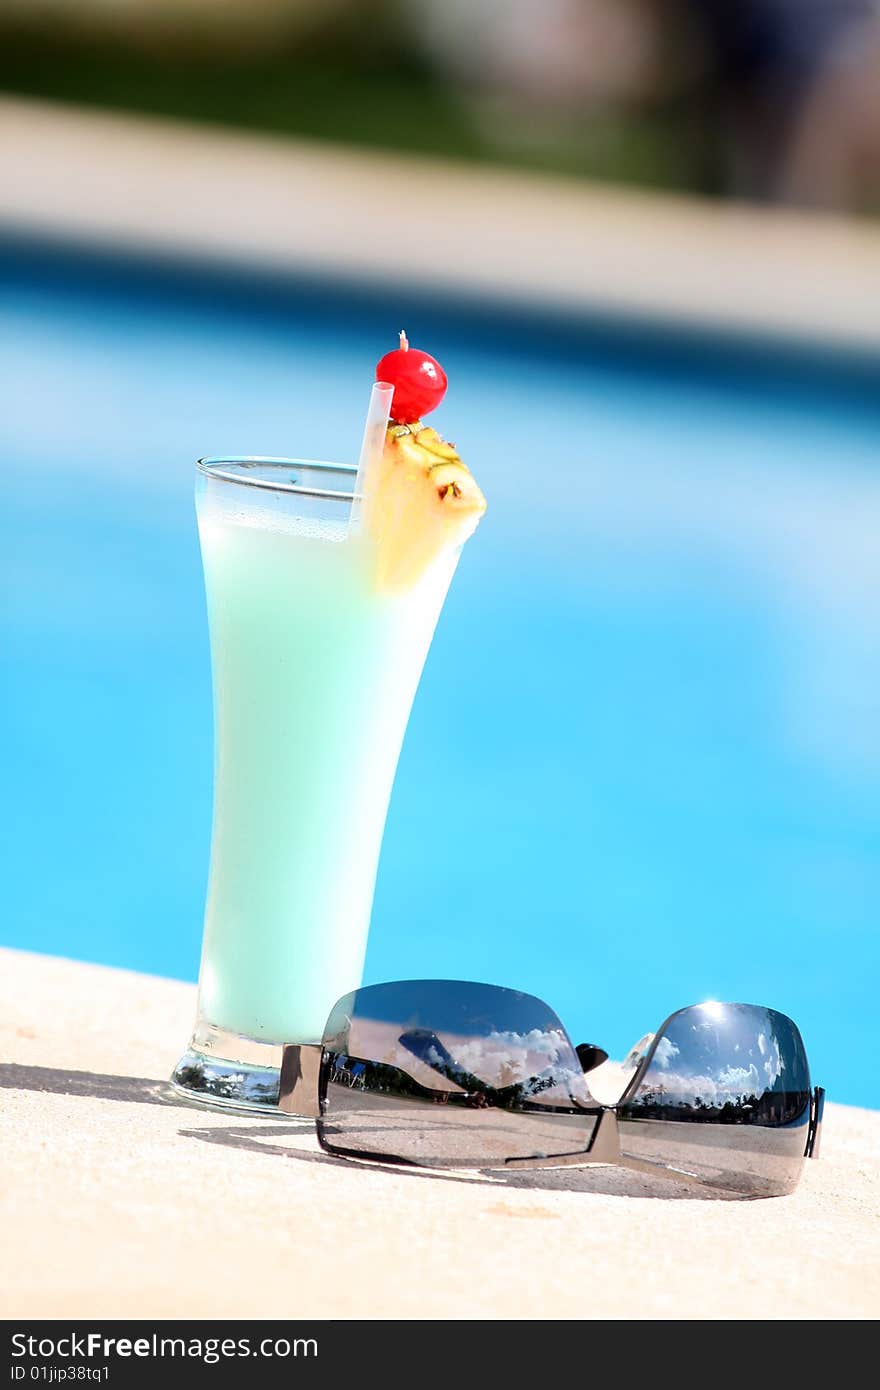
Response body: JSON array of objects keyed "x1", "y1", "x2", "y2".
[
  {"x1": 615, "y1": 1158, "x2": 705, "y2": 1189},
  {"x1": 504, "y1": 1107, "x2": 703, "y2": 1188},
  {"x1": 598, "y1": 1109, "x2": 707, "y2": 1187},
  {"x1": 805, "y1": 1086, "x2": 825, "y2": 1158},
  {"x1": 279, "y1": 1043, "x2": 323, "y2": 1118}
]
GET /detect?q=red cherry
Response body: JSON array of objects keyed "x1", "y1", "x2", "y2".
[{"x1": 376, "y1": 331, "x2": 447, "y2": 424}]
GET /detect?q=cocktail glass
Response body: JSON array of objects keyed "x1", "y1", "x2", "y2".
[{"x1": 171, "y1": 456, "x2": 462, "y2": 1113}]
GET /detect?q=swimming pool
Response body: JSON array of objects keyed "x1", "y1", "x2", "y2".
[{"x1": 3, "y1": 238, "x2": 878, "y2": 1106}]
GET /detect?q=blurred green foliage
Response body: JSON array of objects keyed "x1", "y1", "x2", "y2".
[{"x1": 0, "y1": 7, "x2": 695, "y2": 193}]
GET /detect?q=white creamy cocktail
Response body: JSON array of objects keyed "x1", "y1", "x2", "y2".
[{"x1": 173, "y1": 337, "x2": 486, "y2": 1111}]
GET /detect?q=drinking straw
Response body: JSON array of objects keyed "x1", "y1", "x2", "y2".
[{"x1": 350, "y1": 381, "x2": 394, "y2": 532}]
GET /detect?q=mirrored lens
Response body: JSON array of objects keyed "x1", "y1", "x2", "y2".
[
  {"x1": 618, "y1": 1002, "x2": 812, "y2": 1195},
  {"x1": 318, "y1": 980, "x2": 597, "y2": 1167}
]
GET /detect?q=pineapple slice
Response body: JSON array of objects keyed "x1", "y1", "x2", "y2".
[{"x1": 364, "y1": 420, "x2": 486, "y2": 591}]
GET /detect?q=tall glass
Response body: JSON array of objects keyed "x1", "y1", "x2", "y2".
[{"x1": 171, "y1": 457, "x2": 460, "y2": 1112}]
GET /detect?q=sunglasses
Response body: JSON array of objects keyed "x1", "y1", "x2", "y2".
[{"x1": 278, "y1": 980, "x2": 825, "y2": 1198}]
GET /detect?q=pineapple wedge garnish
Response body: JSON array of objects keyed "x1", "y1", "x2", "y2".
[{"x1": 364, "y1": 420, "x2": 486, "y2": 591}]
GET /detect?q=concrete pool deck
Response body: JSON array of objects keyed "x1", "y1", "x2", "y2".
[
  {"x1": 2, "y1": 95, "x2": 880, "y2": 354},
  {"x1": 1, "y1": 947, "x2": 877, "y2": 1320}
]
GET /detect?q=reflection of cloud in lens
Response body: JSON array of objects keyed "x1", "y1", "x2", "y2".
[
  {"x1": 640, "y1": 1064, "x2": 762, "y2": 1106},
  {"x1": 390, "y1": 1026, "x2": 584, "y2": 1094},
  {"x1": 718, "y1": 1064, "x2": 761, "y2": 1094},
  {"x1": 653, "y1": 1037, "x2": 680, "y2": 1070},
  {"x1": 640, "y1": 1049, "x2": 783, "y2": 1106},
  {"x1": 762, "y1": 1035, "x2": 783, "y2": 1085},
  {"x1": 632, "y1": 1020, "x2": 791, "y2": 1108},
  {"x1": 437, "y1": 1027, "x2": 571, "y2": 1083}
]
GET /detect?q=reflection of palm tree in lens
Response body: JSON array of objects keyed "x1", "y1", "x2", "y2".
[{"x1": 397, "y1": 1029, "x2": 580, "y2": 1110}]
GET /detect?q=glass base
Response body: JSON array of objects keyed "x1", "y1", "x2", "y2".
[{"x1": 170, "y1": 1022, "x2": 300, "y2": 1117}]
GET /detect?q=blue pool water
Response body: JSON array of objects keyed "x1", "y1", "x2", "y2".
[{"x1": 3, "y1": 241, "x2": 878, "y2": 1106}]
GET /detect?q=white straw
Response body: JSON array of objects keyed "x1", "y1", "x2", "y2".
[{"x1": 350, "y1": 381, "x2": 394, "y2": 533}]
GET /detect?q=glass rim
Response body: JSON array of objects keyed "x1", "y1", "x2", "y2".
[{"x1": 196, "y1": 456, "x2": 357, "y2": 502}]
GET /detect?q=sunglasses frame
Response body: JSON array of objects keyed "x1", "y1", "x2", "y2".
[{"x1": 278, "y1": 999, "x2": 825, "y2": 1189}]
